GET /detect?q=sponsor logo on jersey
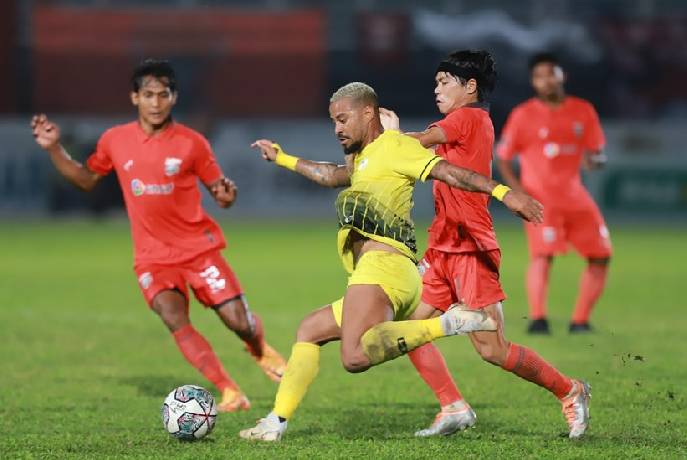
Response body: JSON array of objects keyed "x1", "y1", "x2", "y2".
[
  {"x1": 131, "y1": 178, "x2": 174, "y2": 196},
  {"x1": 538, "y1": 127, "x2": 549, "y2": 139},
  {"x1": 543, "y1": 142, "x2": 560, "y2": 158},
  {"x1": 123, "y1": 159, "x2": 134, "y2": 171},
  {"x1": 131, "y1": 179, "x2": 146, "y2": 196},
  {"x1": 164, "y1": 157, "x2": 182, "y2": 176},
  {"x1": 358, "y1": 158, "x2": 369, "y2": 171}
]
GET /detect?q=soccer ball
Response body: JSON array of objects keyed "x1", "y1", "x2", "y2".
[{"x1": 161, "y1": 385, "x2": 217, "y2": 440}]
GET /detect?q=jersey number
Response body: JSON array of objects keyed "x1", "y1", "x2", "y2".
[{"x1": 200, "y1": 265, "x2": 226, "y2": 293}]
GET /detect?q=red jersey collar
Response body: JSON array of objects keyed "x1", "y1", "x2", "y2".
[{"x1": 134, "y1": 119, "x2": 176, "y2": 143}]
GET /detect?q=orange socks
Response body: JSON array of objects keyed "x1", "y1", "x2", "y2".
[
  {"x1": 502, "y1": 343, "x2": 572, "y2": 399},
  {"x1": 409, "y1": 343, "x2": 463, "y2": 406},
  {"x1": 173, "y1": 324, "x2": 237, "y2": 392},
  {"x1": 526, "y1": 257, "x2": 551, "y2": 319},
  {"x1": 571, "y1": 263, "x2": 608, "y2": 324}
]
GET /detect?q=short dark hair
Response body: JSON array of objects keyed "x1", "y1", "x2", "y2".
[
  {"x1": 438, "y1": 50, "x2": 497, "y2": 102},
  {"x1": 528, "y1": 52, "x2": 560, "y2": 72},
  {"x1": 131, "y1": 59, "x2": 177, "y2": 92}
]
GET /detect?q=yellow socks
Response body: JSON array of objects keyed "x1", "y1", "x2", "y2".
[
  {"x1": 273, "y1": 342, "x2": 320, "y2": 419},
  {"x1": 360, "y1": 317, "x2": 445, "y2": 366}
]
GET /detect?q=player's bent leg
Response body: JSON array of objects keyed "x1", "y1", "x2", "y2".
[
  {"x1": 215, "y1": 297, "x2": 286, "y2": 382},
  {"x1": 152, "y1": 289, "x2": 191, "y2": 332},
  {"x1": 152, "y1": 290, "x2": 248, "y2": 412},
  {"x1": 469, "y1": 302, "x2": 591, "y2": 438},
  {"x1": 340, "y1": 284, "x2": 395, "y2": 373},
  {"x1": 407, "y1": 303, "x2": 473, "y2": 437},
  {"x1": 240, "y1": 305, "x2": 340, "y2": 442},
  {"x1": 360, "y1": 304, "x2": 497, "y2": 367},
  {"x1": 570, "y1": 257, "x2": 610, "y2": 332}
]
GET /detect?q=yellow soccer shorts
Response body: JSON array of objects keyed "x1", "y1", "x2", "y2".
[{"x1": 332, "y1": 250, "x2": 422, "y2": 326}]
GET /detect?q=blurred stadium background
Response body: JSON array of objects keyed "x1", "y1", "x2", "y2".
[{"x1": 1, "y1": 0, "x2": 686, "y2": 221}]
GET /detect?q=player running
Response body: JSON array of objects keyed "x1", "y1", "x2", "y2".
[
  {"x1": 496, "y1": 52, "x2": 611, "y2": 334},
  {"x1": 30, "y1": 59, "x2": 286, "y2": 412},
  {"x1": 239, "y1": 81, "x2": 543, "y2": 441},
  {"x1": 380, "y1": 50, "x2": 592, "y2": 439}
]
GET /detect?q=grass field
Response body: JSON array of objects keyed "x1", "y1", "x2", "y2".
[{"x1": 0, "y1": 219, "x2": 685, "y2": 459}]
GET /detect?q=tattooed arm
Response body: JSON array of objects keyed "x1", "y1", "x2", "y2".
[
  {"x1": 428, "y1": 159, "x2": 544, "y2": 223},
  {"x1": 251, "y1": 139, "x2": 351, "y2": 188}
]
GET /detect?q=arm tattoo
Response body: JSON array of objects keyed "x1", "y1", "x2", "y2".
[
  {"x1": 432, "y1": 160, "x2": 496, "y2": 194},
  {"x1": 295, "y1": 160, "x2": 350, "y2": 188}
]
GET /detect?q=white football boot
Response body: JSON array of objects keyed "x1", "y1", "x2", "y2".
[
  {"x1": 415, "y1": 401, "x2": 477, "y2": 437},
  {"x1": 440, "y1": 304, "x2": 498, "y2": 335},
  {"x1": 239, "y1": 412, "x2": 287, "y2": 442},
  {"x1": 561, "y1": 380, "x2": 591, "y2": 439}
]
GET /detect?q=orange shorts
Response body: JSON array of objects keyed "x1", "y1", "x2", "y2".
[
  {"x1": 134, "y1": 250, "x2": 243, "y2": 309},
  {"x1": 419, "y1": 248, "x2": 506, "y2": 311},
  {"x1": 525, "y1": 202, "x2": 612, "y2": 258}
]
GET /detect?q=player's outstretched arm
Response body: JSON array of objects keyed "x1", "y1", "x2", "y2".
[
  {"x1": 428, "y1": 159, "x2": 544, "y2": 223},
  {"x1": 206, "y1": 177, "x2": 238, "y2": 209},
  {"x1": 251, "y1": 139, "x2": 350, "y2": 188},
  {"x1": 31, "y1": 114, "x2": 102, "y2": 192}
]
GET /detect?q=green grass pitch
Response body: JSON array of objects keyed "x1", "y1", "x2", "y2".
[{"x1": 0, "y1": 219, "x2": 684, "y2": 459}]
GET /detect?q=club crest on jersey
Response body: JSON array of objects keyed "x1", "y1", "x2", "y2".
[
  {"x1": 538, "y1": 127, "x2": 549, "y2": 139},
  {"x1": 164, "y1": 157, "x2": 182, "y2": 176},
  {"x1": 138, "y1": 272, "x2": 153, "y2": 289},
  {"x1": 358, "y1": 158, "x2": 369, "y2": 171},
  {"x1": 572, "y1": 122, "x2": 584, "y2": 138}
]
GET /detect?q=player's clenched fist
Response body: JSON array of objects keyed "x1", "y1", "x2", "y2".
[
  {"x1": 31, "y1": 113, "x2": 61, "y2": 150},
  {"x1": 502, "y1": 189, "x2": 544, "y2": 224},
  {"x1": 211, "y1": 177, "x2": 238, "y2": 209},
  {"x1": 379, "y1": 108, "x2": 400, "y2": 131},
  {"x1": 251, "y1": 139, "x2": 279, "y2": 162}
]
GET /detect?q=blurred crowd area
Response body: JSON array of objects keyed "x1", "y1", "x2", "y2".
[{"x1": 1, "y1": 0, "x2": 686, "y2": 218}]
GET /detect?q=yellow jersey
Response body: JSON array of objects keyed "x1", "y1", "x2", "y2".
[{"x1": 336, "y1": 129, "x2": 442, "y2": 273}]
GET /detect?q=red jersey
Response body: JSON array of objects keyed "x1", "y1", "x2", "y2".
[
  {"x1": 86, "y1": 121, "x2": 226, "y2": 266},
  {"x1": 427, "y1": 104, "x2": 500, "y2": 253},
  {"x1": 496, "y1": 96, "x2": 605, "y2": 208}
]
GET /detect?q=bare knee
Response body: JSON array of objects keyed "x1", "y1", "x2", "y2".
[
  {"x1": 215, "y1": 297, "x2": 252, "y2": 337},
  {"x1": 475, "y1": 340, "x2": 510, "y2": 366},
  {"x1": 340, "y1": 350, "x2": 371, "y2": 373},
  {"x1": 152, "y1": 291, "x2": 189, "y2": 332}
]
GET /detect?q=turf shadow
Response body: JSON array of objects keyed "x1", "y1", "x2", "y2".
[{"x1": 119, "y1": 375, "x2": 185, "y2": 397}]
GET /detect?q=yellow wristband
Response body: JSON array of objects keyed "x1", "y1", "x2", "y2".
[
  {"x1": 273, "y1": 143, "x2": 299, "y2": 171},
  {"x1": 491, "y1": 184, "x2": 511, "y2": 201}
]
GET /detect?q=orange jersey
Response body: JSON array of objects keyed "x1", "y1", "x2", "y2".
[
  {"x1": 496, "y1": 96, "x2": 605, "y2": 207},
  {"x1": 86, "y1": 121, "x2": 226, "y2": 266},
  {"x1": 427, "y1": 104, "x2": 500, "y2": 253}
]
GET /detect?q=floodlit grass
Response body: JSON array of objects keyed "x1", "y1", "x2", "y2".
[{"x1": 0, "y1": 219, "x2": 684, "y2": 458}]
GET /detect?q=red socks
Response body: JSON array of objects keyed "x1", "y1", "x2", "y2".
[
  {"x1": 173, "y1": 324, "x2": 237, "y2": 392},
  {"x1": 409, "y1": 343, "x2": 463, "y2": 407},
  {"x1": 502, "y1": 343, "x2": 572, "y2": 399},
  {"x1": 526, "y1": 257, "x2": 551, "y2": 319},
  {"x1": 571, "y1": 263, "x2": 608, "y2": 324}
]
